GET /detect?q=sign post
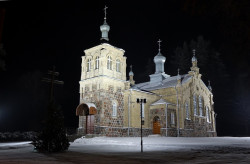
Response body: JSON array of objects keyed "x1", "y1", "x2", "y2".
[{"x1": 137, "y1": 98, "x2": 146, "y2": 153}]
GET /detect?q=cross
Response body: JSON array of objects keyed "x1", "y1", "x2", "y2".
[
  {"x1": 130, "y1": 65, "x2": 133, "y2": 71},
  {"x1": 208, "y1": 80, "x2": 211, "y2": 86},
  {"x1": 177, "y1": 68, "x2": 180, "y2": 75},
  {"x1": 158, "y1": 39, "x2": 162, "y2": 51},
  {"x1": 104, "y1": 5, "x2": 108, "y2": 19},
  {"x1": 192, "y1": 49, "x2": 196, "y2": 56},
  {"x1": 42, "y1": 66, "x2": 64, "y2": 102}
]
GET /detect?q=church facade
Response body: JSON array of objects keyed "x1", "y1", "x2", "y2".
[{"x1": 76, "y1": 8, "x2": 217, "y2": 137}]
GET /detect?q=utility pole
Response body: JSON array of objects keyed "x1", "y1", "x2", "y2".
[
  {"x1": 42, "y1": 66, "x2": 64, "y2": 102},
  {"x1": 137, "y1": 98, "x2": 146, "y2": 153}
]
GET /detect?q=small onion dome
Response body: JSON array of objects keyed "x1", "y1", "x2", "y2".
[
  {"x1": 129, "y1": 65, "x2": 134, "y2": 76},
  {"x1": 192, "y1": 55, "x2": 197, "y2": 62},
  {"x1": 100, "y1": 20, "x2": 110, "y2": 31},
  {"x1": 154, "y1": 52, "x2": 166, "y2": 63},
  {"x1": 129, "y1": 71, "x2": 134, "y2": 76},
  {"x1": 192, "y1": 49, "x2": 197, "y2": 62},
  {"x1": 208, "y1": 85, "x2": 212, "y2": 91}
]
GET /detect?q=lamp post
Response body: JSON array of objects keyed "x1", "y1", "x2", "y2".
[{"x1": 137, "y1": 98, "x2": 146, "y2": 153}]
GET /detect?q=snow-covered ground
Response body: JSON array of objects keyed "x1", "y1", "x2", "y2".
[{"x1": 0, "y1": 137, "x2": 250, "y2": 163}]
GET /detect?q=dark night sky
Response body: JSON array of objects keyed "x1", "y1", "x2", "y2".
[{"x1": 0, "y1": 0, "x2": 250, "y2": 136}]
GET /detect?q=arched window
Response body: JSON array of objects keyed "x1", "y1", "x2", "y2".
[
  {"x1": 185, "y1": 102, "x2": 189, "y2": 119},
  {"x1": 112, "y1": 102, "x2": 117, "y2": 117},
  {"x1": 87, "y1": 59, "x2": 91, "y2": 72},
  {"x1": 95, "y1": 56, "x2": 99, "y2": 69},
  {"x1": 116, "y1": 59, "x2": 120, "y2": 72},
  {"x1": 107, "y1": 56, "x2": 112, "y2": 70},
  {"x1": 171, "y1": 112, "x2": 175, "y2": 125},
  {"x1": 199, "y1": 95, "x2": 203, "y2": 116},
  {"x1": 206, "y1": 106, "x2": 210, "y2": 122},
  {"x1": 193, "y1": 95, "x2": 197, "y2": 116}
]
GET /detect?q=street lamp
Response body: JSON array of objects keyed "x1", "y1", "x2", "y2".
[{"x1": 137, "y1": 98, "x2": 146, "y2": 153}]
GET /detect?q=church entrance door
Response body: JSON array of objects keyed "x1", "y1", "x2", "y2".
[
  {"x1": 86, "y1": 115, "x2": 95, "y2": 134},
  {"x1": 153, "y1": 116, "x2": 161, "y2": 134}
]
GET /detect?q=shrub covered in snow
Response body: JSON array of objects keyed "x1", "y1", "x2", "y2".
[{"x1": 0, "y1": 131, "x2": 37, "y2": 142}]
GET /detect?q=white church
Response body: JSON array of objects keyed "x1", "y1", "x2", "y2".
[{"x1": 75, "y1": 6, "x2": 217, "y2": 137}]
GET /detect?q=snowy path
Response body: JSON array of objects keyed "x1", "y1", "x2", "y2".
[{"x1": 0, "y1": 137, "x2": 250, "y2": 163}]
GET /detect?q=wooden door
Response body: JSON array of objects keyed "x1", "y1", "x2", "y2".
[
  {"x1": 153, "y1": 116, "x2": 161, "y2": 134},
  {"x1": 86, "y1": 115, "x2": 95, "y2": 134}
]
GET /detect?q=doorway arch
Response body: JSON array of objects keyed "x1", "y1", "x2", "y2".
[
  {"x1": 153, "y1": 116, "x2": 161, "y2": 134},
  {"x1": 76, "y1": 103, "x2": 97, "y2": 134}
]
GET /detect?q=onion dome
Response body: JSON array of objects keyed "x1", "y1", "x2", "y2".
[
  {"x1": 154, "y1": 39, "x2": 166, "y2": 74},
  {"x1": 192, "y1": 49, "x2": 197, "y2": 62},
  {"x1": 100, "y1": 6, "x2": 110, "y2": 41},
  {"x1": 129, "y1": 65, "x2": 134, "y2": 76}
]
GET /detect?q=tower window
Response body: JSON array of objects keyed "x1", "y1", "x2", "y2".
[
  {"x1": 107, "y1": 56, "x2": 112, "y2": 70},
  {"x1": 87, "y1": 59, "x2": 91, "y2": 72},
  {"x1": 112, "y1": 102, "x2": 117, "y2": 117},
  {"x1": 116, "y1": 59, "x2": 120, "y2": 72},
  {"x1": 206, "y1": 106, "x2": 210, "y2": 122},
  {"x1": 185, "y1": 102, "x2": 189, "y2": 119},
  {"x1": 171, "y1": 112, "x2": 175, "y2": 125},
  {"x1": 199, "y1": 95, "x2": 203, "y2": 116},
  {"x1": 193, "y1": 95, "x2": 197, "y2": 116},
  {"x1": 95, "y1": 56, "x2": 99, "y2": 69}
]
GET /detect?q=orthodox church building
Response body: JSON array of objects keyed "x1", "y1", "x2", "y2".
[{"x1": 76, "y1": 7, "x2": 217, "y2": 137}]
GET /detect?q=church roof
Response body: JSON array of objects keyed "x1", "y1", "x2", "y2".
[
  {"x1": 132, "y1": 74, "x2": 192, "y2": 91},
  {"x1": 84, "y1": 43, "x2": 125, "y2": 53},
  {"x1": 151, "y1": 98, "x2": 172, "y2": 106}
]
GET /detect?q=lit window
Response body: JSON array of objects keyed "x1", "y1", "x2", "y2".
[
  {"x1": 95, "y1": 56, "x2": 99, "y2": 69},
  {"x1": 185, "y1": 102, "x2": 189, "y2": 119},
  {"x1": 112, "y1": 102, "x2": 117, "y2": 117},
  {"x1": 116, "y1": 59, "x2": 120, "y2": 72},
  {"x1": 193, "y1": 95, "x2": 197, "y2": 115},
  {"x1": 171, "y1": 112, "x2": 175, "y2": 125},
  {"x1": 206, "y1": 106, "x2": 210, "y2": 122},
  {"x1": 107, "y1": 56, "x2": 112, "y2": 70},
  {"x1": 87, "y1": 59, "x2": 91, "y2": 72},
  {"x1": 199, "y1": 95, "x2": 203, "y2": 116}
]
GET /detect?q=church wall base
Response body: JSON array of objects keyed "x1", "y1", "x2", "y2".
[
  {"x1": 77, "y1": 126, "x2": 216, "y2": 137},
  {"x1": 95, "y1": 126, "x2": 152, "y2": 137}
]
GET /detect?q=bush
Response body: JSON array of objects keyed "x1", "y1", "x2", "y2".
[{"x1": 31, "y1": 102, "x2": 69, "y2": 152}]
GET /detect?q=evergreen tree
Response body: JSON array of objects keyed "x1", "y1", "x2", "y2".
[
  {"x1": 171, "y1": 35, "x2": 226, "y2": 83},
  {"x1": 32, "y1": 101, "x2": 69, "y2": 152},
  {"x1": 171, "y1": 42, "x2": 190, "y2": 73}
]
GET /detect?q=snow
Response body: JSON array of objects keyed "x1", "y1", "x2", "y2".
[{"x1": 1, "y1": 137, "x2": 250, "y2": 163}]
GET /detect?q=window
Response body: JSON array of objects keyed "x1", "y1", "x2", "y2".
[
  {"x1": 141, "y1": 103, "x2": 145, "y2": 118},
  {"x1": 171, "y1": 112, "x2": 175, "y2": 125},
  {"x1": 193, "y1": 95, "x2": 197, "y2": 115},
  {"x1": 199, "y1": 95, "x2": 203, "y2": 116},
  {"x1": 206, "y1": 106, "x2": 210, "y2": 122},
  {"x1": 116, "y1": 59, "x2": 120, "y2": 72},
  {"x1": 87, "y1": 59, "x2": 91, "y2": 72},
  {"x1": 112, "y1": 102, "x2": 117, "y2": 117},
  {"x1": 185, "y1": 102, "x2": 189, "y2": 119},
  {"x1": 95, "y1": 56, "x2": 99, "y2": 69},
  {"x1": 107, "y1": 56, "x2": 112, "y2": 70},
  {"x1": 81, "y1": 87, "x2": 83, "y2": 99}
]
